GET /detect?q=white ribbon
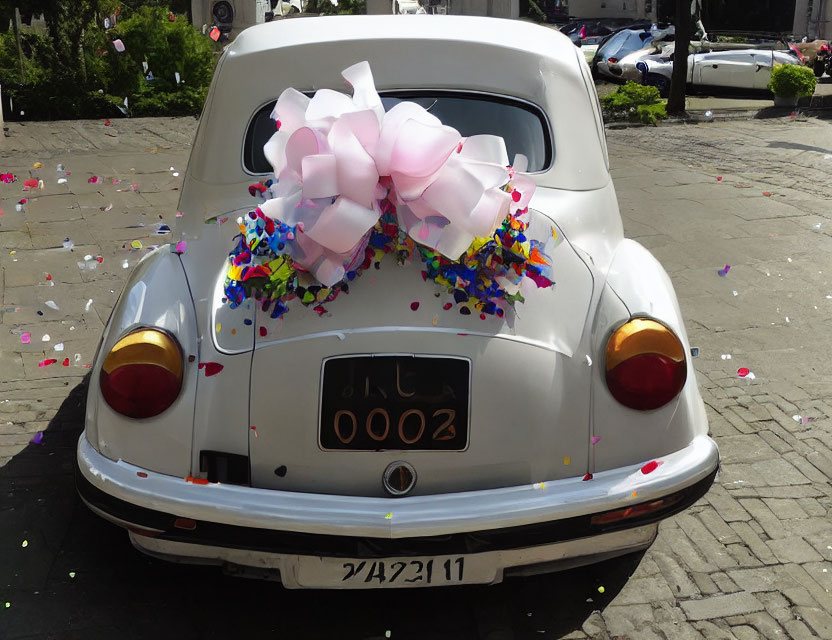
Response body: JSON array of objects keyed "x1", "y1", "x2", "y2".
[{"x1": 260, "y1": 61, "x2": 535, "y2": 287}]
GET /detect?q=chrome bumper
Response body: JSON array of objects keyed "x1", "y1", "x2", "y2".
[{"x1": 77, "y1": 434, "x2": 718, "y2": 539}]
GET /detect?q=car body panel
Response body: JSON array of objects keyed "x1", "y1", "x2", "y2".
[{"x1": 84, "y1": 249, "x2": 199, "y2": 477}]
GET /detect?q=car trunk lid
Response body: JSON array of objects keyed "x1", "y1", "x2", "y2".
[{"x1": 240, "y1": 209, "x2": 596, "y2": 496}]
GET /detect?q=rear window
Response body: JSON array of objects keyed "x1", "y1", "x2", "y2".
[{"x1": 244, "y1": 91, "x2": 552, "y2": 175}]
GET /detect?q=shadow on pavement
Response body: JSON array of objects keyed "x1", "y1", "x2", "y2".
[{"x1": 1, "y1": 378, "x2": 645, "y2": 640}]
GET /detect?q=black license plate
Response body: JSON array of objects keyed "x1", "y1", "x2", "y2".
[{"x1": 320, "y1": 356, "x2": 470, "y2": 451}]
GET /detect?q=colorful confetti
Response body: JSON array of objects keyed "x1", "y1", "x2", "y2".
[
  {"x1": 29, "y1": 432, "x2": 43, "y2": 444},
  {"x1": 198, "y1": 362, "x2": 224, "y2": 376},
  {"x1": 640, "y1": 460, "x2": 661, "y2": 474},
  {"x1": 717, "y1": 264, "x2": 731, "y2": 277}
]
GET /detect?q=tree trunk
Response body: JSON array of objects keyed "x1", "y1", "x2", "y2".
[{"x1": 666, "y1": 0, "x2": 691, "y2": 115}]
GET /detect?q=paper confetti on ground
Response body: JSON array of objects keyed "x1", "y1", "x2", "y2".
[
  {"x1": 717, "y1": 265, "x2": 730, "y2": 277},
  {"x1": 20, "y1": 333, "x2": 30, "y2": 344},
  {"x1": 29, "y1": 432, "x2": 43, "y2": 444}
]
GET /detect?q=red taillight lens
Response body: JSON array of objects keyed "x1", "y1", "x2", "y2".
[
  {"x1": 605, "y1": 319, "x2": 687, "y2": 411},
  {"x1": 591, "y1": 493, "x2": 684, "y2": 526},
  {"x1": 607, "y1": 57, "x2": 618, "y2": 63},
  {"x1": 100, "y1": 329, "x2": 183, "y2": 419}
]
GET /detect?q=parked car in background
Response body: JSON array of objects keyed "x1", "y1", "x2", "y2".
[
  {"x1": 560, "y1": 19, "x2": 614, "y2": 46},
  {"x1": 76, "y1": 15, "x2": 718, "y2": 589},
  {"x1": 593, "y1": 24, "x2": 674, "y2": 81},
  {"x1": 622, "y1": 37, "x2": 802, "y2": 97}
]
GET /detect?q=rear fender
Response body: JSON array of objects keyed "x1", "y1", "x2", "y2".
[
  {"x1": 85, "y1": 249, "x2": 199, "y2": 477},
  {"x1": 591, "y1": 240, "x2": 707, "y2": 472}
]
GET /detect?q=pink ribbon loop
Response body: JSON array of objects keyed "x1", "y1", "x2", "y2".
[{"x1": 263, "y1": 61, "x2": 536, "y2": 285}]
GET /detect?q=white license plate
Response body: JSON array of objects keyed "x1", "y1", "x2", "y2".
[{"x1": 295, "y1": 554, "x2": 496, "y2": 588}]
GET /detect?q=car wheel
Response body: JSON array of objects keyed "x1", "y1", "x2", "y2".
[{"x1": 645, "y1": 73, "x2": 670, "y2": 98}]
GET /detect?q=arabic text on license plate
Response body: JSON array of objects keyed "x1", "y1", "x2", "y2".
[{"x1": 296, "y1": 555, "x2": 495, "y2": 588}]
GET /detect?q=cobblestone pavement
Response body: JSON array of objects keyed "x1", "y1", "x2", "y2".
[{"x1": 1, "y1": 116, "x2": 831, "y2": 639}]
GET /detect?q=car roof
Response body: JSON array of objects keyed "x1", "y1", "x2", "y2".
[{"x1": 182, "y1": 16, "x2": 610, "y2": 223}]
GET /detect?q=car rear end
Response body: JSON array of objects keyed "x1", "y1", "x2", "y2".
[{"x1": 76, "y1": 16, "x2": 718, "y2": 588}]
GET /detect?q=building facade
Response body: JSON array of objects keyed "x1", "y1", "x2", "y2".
[
  {"x1": 367, "y1": 0, "x2": 519, "y2": 17},
  {"x1": 794, "y1": 0, "x2": 832, "y2": 39},
  {"x1": 565, "y1": 0, "x2": 656, "y2": 21}
]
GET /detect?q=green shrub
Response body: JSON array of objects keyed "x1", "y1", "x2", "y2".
[
  {"x1": 0, "y1": 5, "x2": 215, "y2": 120},
  {"x1": 600, "y1": 81, "x2": 667, "y2": 125},
  {"x1": 768, "y1": 63, "x2": 817, "y2": 98},
  {"x1": 131, "y1": 86, "x2": 208, "y2": 116}
]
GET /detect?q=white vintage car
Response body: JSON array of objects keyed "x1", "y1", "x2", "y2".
[
  {"x1": 76, "y1": 15, "x2": 719, "y2": 589},
  {"x1": 614, "y1": 40, "x2": 802, "y2": 97}
]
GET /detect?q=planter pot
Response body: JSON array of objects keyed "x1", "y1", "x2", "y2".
[{"x1": 773, "y1": 95, "x2": 799, "y2": 107}]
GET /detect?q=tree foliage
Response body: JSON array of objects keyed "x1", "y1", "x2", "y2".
[{"x1": 0, "y1": 1, "x2": 217, "y2": 119}]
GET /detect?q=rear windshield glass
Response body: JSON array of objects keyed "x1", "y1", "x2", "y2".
[{"x1": 244, "y1": 92, "x2": 552, "y2": 174}]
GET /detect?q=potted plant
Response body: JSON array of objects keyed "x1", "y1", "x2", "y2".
[{"x1": 768, "y1": 63, "x2": 818, "y2": 107}]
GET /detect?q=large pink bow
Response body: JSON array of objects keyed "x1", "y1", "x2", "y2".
[{"x1": 259, "y1": 61, "x2": 534, "y2": 287}]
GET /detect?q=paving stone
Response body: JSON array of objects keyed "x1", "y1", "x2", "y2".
[
  {"x1": 601, "y1": 604, "x2": 652, "y2": 637},
  {"x1": 711, "y1": 571, "x2": 741, "y2": 594},
  {"x1": 783, "y1": 564, "x2": 832, "y2": 612},
  {"x1": 797, "y1": 497, "x2": 829, "y2": 517},
  {"x1": 738, "y1": 499, "x2": 788, "y2": 539},
  {"x1": 657, "y1": 621, "x2": 707, "y2": 640},
  {"x1": 794, "y1": 607, "x2": 832, "y2": 640},
  {"x1": 680, "y1": 592, "x2": 765, "y2": 621},
  {"x1": 762, "y1": 497, "x2": 808, "y2": 520},
  {"x1": 697, "y1": 507, "x2": 742, "y2": 545},
  {"x1": 726, "y1": 543, "x2": 764, "y2": 568},
  {"x1": 693, "y1": 620, "x2": 736, "y2": 640},
  {"x1": 731, "y1": 626, "x2": 762, "y2": 640},
  {"x1": 784, "y1": 619, "x2": 825, "y2": 640},
  {"x1": 651, "y1": 551, "x2": 701, "y2": 598},
  {"x1": 743, "y1": 612, "x2": 788, "y2": 640},
  {"x1": 766, "y1": 537, "x2": 824, "y2": 564},
  {"x1": 755, "y1": 591, "x2": 793, "y2": 626},
  {"x1": 612, "y1": 577, "x2": 675, "y2": 605},
  {"x1": 706, "y1": 485, "x2": 752, "y2": 522},
  {"x1": 675, "y1": 514, "x2": 738, "y2": 570},
  {"x1": 580, "y1": 610, "x2": 606, "y2": 638}
]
